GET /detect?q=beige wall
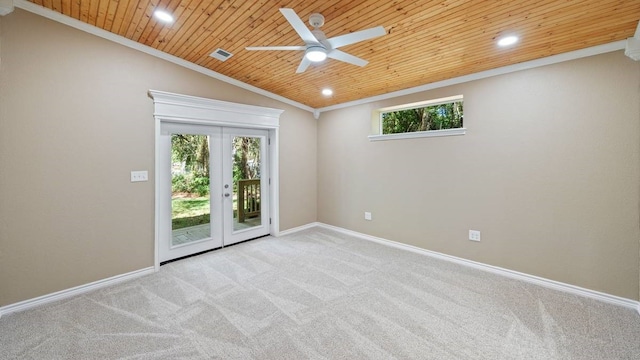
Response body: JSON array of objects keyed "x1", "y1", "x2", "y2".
[
  {"x1": 318, "y1": 51, "x2": 640, "y2": 300},
  {"x1": 1, "y1": 8, "x2": 638, "y2": 308},
  {"x1": 0, "y1": 9, "x2": 317, "y2": 307}
]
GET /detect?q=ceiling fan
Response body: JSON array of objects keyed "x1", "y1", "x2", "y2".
[{"x1": 245, "y1": 8, "x2": 386, "y2": 73}]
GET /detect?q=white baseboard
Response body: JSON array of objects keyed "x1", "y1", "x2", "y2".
[
  {"x1": 3, "y1": 226, "x2": 638, "y2": 318},
  {"x1": 276, "y1": 222, "x2": 322, "y2": 237},
  {"x1": 305, "y1": 223, "x2": 640, "y2": 313},
  {"x1": 0, "y1": 267, "x2": 156, "y2": 318}
]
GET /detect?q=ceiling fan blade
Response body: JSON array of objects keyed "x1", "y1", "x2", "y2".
[
  {"x1": 327, "y1": 26, "x2": 386, "y2": 49},
  {"x1": 280, "y1": 8, "x2": 318, "y2": 44},
  {"x1": 245, "y1": 46, "x2": 306, "y2": 51},
  {"x1": 296, "y1": 57, "x2": 312, "y2": 73},
  {"x1": 327, "y1": 49, "x2": 368, "y2": 67}
]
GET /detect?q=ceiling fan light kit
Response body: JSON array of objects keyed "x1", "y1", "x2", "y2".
[
  {"x1": 245, "y1": 8, "x2": 386, "y2": 73},
  {"x1": 305, "y1": 45, "x2": 327, "y2": 62}
]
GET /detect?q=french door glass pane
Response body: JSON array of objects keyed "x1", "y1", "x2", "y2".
[
  {"x1": 171, "y1": 134, "x2": 211, "y2": 246},
  {"x1": 232, "y1": 136, "x2": 262, "y2": 231}
]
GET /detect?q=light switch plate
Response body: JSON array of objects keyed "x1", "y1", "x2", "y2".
[{"x1": 131, "y1": 170, "x2": 148, "y2": 182}]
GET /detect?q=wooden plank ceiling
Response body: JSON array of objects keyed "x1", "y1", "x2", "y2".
[{"x1": 29, "y1": 0, "x2": 640, "y2": 109}]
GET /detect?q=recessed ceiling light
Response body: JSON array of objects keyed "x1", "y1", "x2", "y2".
[
  {"x1": 322, "y1": 88, "x2": 333, "y2": 96},
  {"x1": 153, "y1": 10, "x2": 174, "y2": 23},
  {"x1": 497, "y1": 35, "x2": 519, "y2": 47}
]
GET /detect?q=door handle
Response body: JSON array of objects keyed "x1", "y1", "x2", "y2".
[{"x1": 224, "y1": 193, "x2": 230, "y2": 197}]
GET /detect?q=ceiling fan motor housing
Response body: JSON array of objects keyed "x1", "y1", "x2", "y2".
[{"x1": 311, "y1": 29, "x2": 329, "y2": 47}]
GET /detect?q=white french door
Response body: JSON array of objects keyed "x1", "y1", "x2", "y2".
[
  {"x1": 222, "y1": 128, "x2": 270, "y2": 245},
  {"x1": 158, "y1": 123, "x2": 270, "y2": 263}
]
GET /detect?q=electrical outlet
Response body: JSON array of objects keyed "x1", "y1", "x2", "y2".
[
  {"x1": 364, "y1": 212, "x2": 372, "y2": 221},
  {"x1": 469, "y1": 230, "x2": 481, "y2": 242},
  {"x1": 130, "y1": 170, "x2": 148, "y2": 182}
]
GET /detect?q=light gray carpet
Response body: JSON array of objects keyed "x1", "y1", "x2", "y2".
[{"x1": 1, "y1": 227, "x2": 639, "y2": 359}]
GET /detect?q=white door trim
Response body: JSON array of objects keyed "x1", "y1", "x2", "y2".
[{"x1": 149, "y1": 90, "x2": 283, "y2": 270}]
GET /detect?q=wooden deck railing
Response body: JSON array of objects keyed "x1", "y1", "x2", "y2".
[{"x1": 238, "y1": 179, "x2": 260, "y2": 223}]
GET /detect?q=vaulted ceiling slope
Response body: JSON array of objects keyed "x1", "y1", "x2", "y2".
[{"x1": 25, "y1": 0, "x2": 640, "y2": 109}]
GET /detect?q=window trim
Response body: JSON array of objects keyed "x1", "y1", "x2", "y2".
[
  {"x1": 368, "y1": 127, "x2": 466, "y2": 141},
  {"x1": 371, "y1": 94, "x2": 465, "y2": 141}
]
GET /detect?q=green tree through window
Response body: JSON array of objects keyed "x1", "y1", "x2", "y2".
[{"x1": 382, "y1": 100, "x2": 463, "y2": 134}]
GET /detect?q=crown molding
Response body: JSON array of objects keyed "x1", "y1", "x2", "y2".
[
  {"x1": 13, "y1": 0, "x2": 629, "y2": 119},
  {"x1": 13, "y1": 0, "x2": 314, "y2": 113},
  {"x1": 0, "y1": 0, "x2": 14, "y2": 16},
  {"x1": 316, "y1": 41, "x2": 626, "y2": 114}
]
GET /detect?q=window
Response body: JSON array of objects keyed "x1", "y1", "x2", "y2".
[{"x1": 369, "y1": 95, "x2": 465, "y2": 141}]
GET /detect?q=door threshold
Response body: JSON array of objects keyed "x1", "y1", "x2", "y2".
[
  {"x1": 160, "y1": 234, "x2": 270, "y2": 266},
  {"x1": 223, "y1": 233, "x2": 270, "y2": 249}
]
